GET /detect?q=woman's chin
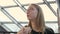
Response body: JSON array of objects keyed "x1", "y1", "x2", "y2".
[
  {"x1": 27, "y1": 17, "x2": 35, "y2": 20},
  {"x1": 28, "y1": 18, "x2": 32, "y2": 20},
  {"x1": 28, "y1": 18, "x2": 31, "y2": 20}
]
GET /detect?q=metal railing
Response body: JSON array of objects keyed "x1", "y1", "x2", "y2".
[{"x1": 0, "y1": 32, "x2": 17, "y2": 34}]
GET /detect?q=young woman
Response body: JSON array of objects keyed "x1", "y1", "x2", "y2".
[{"x1": 17, "y1": 4, "x2": 54, "y2": 34}]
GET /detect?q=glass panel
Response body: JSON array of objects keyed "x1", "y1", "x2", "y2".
[
  {"x1": 0, "y1": 10, "x2": 11, "y2": 22},
  {"x1": 18, "y1": 0, "x2": 43, "y2": 4},
  {"x1": 40, "y1": 4, "x2": 57, "y2": 21},
  {"x1": 45, "y1": 23, "x2": 58, "y2": 33},
  {"x1": 4, "y1": 24, "x2": 20, "y2": 32},
  {"x1": 47, "y1": 0, "x2": 55, "y2": 1},
  {"x1": 50, "y1": 3, "x2": 57, "y2": 13},
  {"x1": 0, "y1": 0, "x2": 16, "y2": 6},
  {"x1": 5, "y1": 7, "x2": 28, "y2": 22},
  {"x1": 4, "y1": 23, "x2": 28, "y2": 32},
  {"x1": 24, "y1": 6, "x2": 29, "y2": 10}
]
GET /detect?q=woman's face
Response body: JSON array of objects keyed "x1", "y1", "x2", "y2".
[{"x1": 27, "y1": 5, "x2": 38, "y2": 20}]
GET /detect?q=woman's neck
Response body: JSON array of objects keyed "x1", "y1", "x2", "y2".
[{"x1": 31, "y1": 21, "x2": 42, "y2": 32}]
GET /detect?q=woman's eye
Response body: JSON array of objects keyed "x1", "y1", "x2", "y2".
[
  {"x1": 30, "y1": 8, "x2": 34, "y2": 10},
  {"x1": 27, "y1": 7, "x2": 34, "y2": 11}
]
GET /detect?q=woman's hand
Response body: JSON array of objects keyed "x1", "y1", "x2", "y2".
[{"x1": 17, "y1": 27, "x2": 32, "y2": 34}]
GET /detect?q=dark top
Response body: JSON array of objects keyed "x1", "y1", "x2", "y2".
[{"x1": 31, "y1": 27, "x2": 54, "y2": 34}]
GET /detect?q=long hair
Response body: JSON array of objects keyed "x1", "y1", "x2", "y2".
[{"x1": 28, "y1": 4, "x2": 45, "y2": 34}]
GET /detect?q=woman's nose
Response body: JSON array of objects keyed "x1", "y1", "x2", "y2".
[{"x1": 27, "y1": 10, "x2": 30, "y2": 14}]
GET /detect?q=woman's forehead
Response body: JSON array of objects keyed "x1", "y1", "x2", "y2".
[{"x1": 28, "y1": 5, "x2": 36, "y2": 9}]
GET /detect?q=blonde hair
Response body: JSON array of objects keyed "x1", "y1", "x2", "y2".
[{"x1": 28, "y1": 4, "x2": 45, "y2": 34}]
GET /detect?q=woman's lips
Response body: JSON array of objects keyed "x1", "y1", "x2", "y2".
[
  {"x1": 27, "y1": 15, "x2": 29, "y2": 17},
  {"x1": 27, "y1": 14, "x2": 31, "y2": 17},
  {"x1": 27, "y1": 14, "x2": 30, "y2": 16}
]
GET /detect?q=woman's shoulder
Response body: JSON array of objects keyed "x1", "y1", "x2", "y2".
[{"x1": 45, "y1": 27, "x2": 54, "y2": 34}]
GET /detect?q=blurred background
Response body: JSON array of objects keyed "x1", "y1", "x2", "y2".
[{"x1": 0, "y1": 0, "x2": 58, "y2": 34}]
